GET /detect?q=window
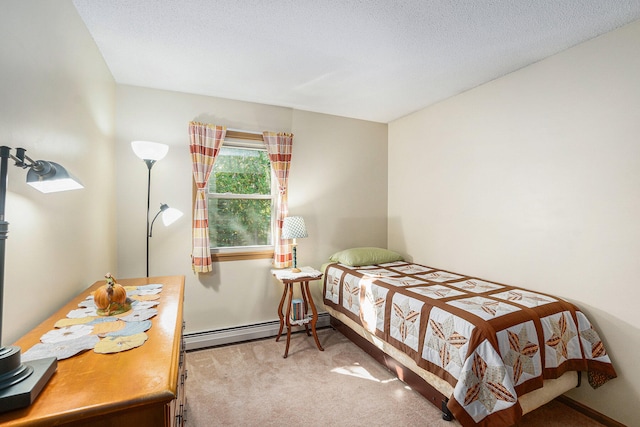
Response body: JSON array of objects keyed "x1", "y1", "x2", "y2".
[{"x1": 207, "y1": 134, "x2": 274, "y2": 260}]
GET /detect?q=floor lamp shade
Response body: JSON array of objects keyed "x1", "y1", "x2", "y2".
[
  {"x1": 161, "y1": 206, "x2": 183, "y2": 226},
  {"x1": 149, "y1": 203, "x2": 183, "y2": 237},
  {"x1": 131, "y1": 141, "x2": 168, "y2": 161}
]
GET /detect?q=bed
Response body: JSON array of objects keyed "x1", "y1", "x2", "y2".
[{"x1": 322, "y1": 248, "x2": 616, "y2": 427}]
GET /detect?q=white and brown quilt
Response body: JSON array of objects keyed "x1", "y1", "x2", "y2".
[{"x1": 323, "y1": 261, "x2": 616, "y2": 427}]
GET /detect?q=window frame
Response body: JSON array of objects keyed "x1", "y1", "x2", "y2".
[{"x1": 204, "y1": 130, "x2": 275, "y2": 262}]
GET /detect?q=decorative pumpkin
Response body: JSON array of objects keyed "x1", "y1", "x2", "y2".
[
  {"x1": 94, "y1": 285, "x2": 112, "y2": 311},
  {"x1": 111, "y1": 283, "x2": 127, "y2": 304},
  {"x1": 94, "y1": 273, "x2": 131, "y2": 316}
]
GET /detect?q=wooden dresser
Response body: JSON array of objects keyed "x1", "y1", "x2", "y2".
[{"x1": 0, "y1": 275, "x2": 186, "y2": 427}]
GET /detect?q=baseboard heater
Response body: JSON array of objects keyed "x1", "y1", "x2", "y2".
[{"x1": 184, "y1": 312, "x2": 331, "y2": 351}]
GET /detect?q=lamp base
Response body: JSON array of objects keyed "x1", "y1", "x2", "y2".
[
  {"x1": 290, "y1": 267, "x2": 301, "y2": 273},
  {"x1": 0, "y1": 346, "x2": 57, "y2": 414}
]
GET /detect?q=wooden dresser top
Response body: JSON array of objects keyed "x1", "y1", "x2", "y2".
[{"x1": 0, "y1": 275, "x2": 185, "y2": 426}]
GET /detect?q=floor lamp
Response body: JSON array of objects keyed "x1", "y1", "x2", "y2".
[
  {"x1": 131, "y1": 141, "x2": 182, "y2": 277},
  {"x1": 0, "y1": 146, "x2": 83, "y2": 413}
]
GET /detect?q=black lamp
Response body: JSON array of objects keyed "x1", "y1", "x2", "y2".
[
  {"x1": 0, "y1": 146, "x2": 83, "y2": 413},
  {"x1": 131, "y1": 141, "x2": 182, "y2": 277}
]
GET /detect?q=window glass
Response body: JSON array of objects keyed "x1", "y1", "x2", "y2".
[{"x1": 208, "y1": 146, "x2": 273, "y2": 249}]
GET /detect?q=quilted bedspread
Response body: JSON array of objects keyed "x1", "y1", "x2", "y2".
[{"x1": 323, "y1": 261, "x2": 616, "y2": 427}]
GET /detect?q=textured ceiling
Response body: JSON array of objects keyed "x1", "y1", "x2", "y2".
[{"x1": 72, "y1": 0, "x2": 640, "y2": 123}]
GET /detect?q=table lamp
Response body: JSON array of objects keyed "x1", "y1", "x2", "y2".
[{"x1": 281, "y1": 216, "x2": 308, "y2": 272}]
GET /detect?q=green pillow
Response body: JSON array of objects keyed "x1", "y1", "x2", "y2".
[{"x1": 329, "y1": 247, "x2": 404, "y2": 267}]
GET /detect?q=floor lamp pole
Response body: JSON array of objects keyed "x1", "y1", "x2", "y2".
[{"x1": 144, "y1": 159, "x2": 155, "y2": 278}]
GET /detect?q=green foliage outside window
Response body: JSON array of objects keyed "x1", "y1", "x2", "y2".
[{"x1": 208, "y1": 147, "x2": 273, "y2": 248}]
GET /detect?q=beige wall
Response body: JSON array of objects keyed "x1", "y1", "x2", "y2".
[
  {"x1": 114, "y1": 85, "x2": 388, "y2": 334},
  {"x1": 388, "y1": 20, "x2": 640, "y2": 426},
  {"x1": 0, "y1": 1, "x2": 117, "y2": 345}
]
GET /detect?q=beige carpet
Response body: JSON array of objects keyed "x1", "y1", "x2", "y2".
[{"x1": 185, "y1": 328, "x2": 605, "y2": 427}]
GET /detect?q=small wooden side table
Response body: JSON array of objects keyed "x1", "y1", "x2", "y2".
[{"x1": 272, "y1": 268, "x2": 324, "y2": 358}]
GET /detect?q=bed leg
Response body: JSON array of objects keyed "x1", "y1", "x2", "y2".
[
  {"x1": 577, "y1": 371, "x2": 582, "y2": 388},
  {"x1": 441, "y1": 398, "x2": 453, "y2": 421}
]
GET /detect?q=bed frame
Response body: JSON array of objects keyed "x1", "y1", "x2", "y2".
[
  {"x1": 329, "y1": 313, "x2": 581, "y2": 421},
  {"x1": 331, "y1": 316, "x2": 456, "y2": 420}
]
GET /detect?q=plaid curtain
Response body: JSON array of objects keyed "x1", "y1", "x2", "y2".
[
  {"x1": 189, "y1": 122, "x2": 226, "y2": 273},
  {"x1": 263, "y1": 132, "x2": 294, "y2": 268}
]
